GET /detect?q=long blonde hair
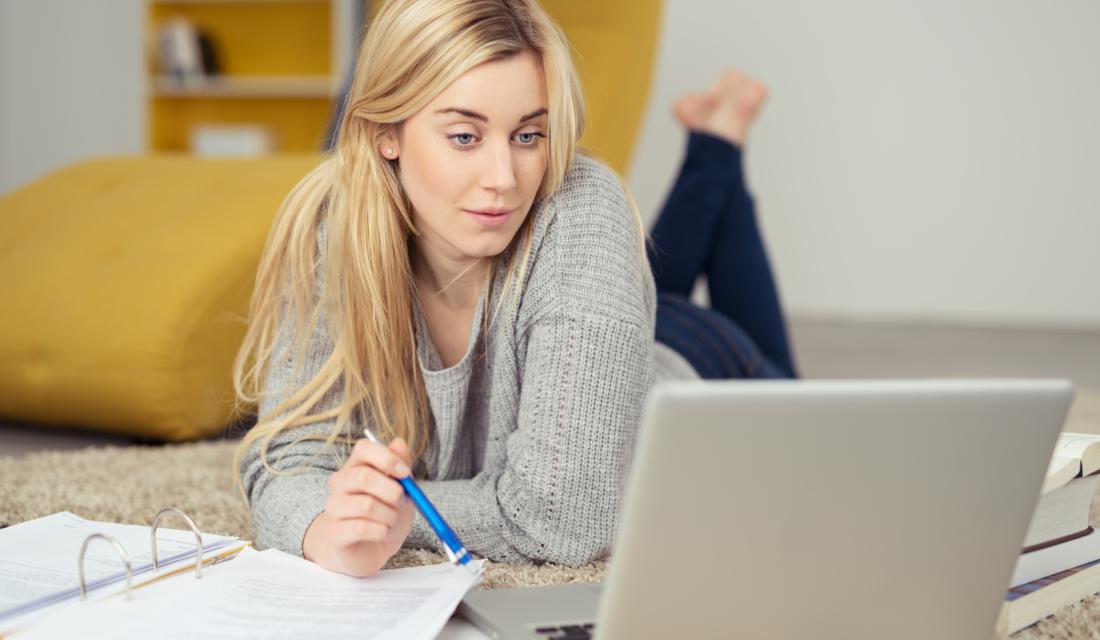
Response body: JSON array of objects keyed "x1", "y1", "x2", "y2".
[{"x1": 232, "y1": 0, "x2": 644, "y2": 494}]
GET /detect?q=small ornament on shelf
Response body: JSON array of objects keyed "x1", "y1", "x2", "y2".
[{"x1": 155, "y1": 16, "x2": 221, "y2": 88}]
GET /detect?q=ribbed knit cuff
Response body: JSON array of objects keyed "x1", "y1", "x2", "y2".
[{"x1": 251, "y1": 472, "x2": 329, "y2": 558}]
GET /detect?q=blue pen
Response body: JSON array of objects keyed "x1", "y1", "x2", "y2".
[{"x1": 362, "y1": 427, "x2": 478, "y2": 574}]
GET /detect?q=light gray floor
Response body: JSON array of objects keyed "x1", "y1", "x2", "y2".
[
  {"x1": 2, "y1": 318, "x2": 1098, "y2": 458},
  {"x1": 792, "y1": 318, "x2": 1100, "y2": 387}
]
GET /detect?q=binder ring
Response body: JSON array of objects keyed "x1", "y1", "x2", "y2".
[
  {"x1": 78, "y1": 533, "x2": 133, "y2": 601},
  {"x1": 151, "y1": 507, "x2": 204, "y2": 579}
]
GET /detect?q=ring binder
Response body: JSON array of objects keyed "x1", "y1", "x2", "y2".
[
  {"x1": 11, "y1": 544, "x2": 481, "y2": 639},
  {"x1": 1, "y1": 511, "x2": 246, "y2": 632},
  {"x1": 151, "y1": 507, "x2": 204, "y2": 579},
  {"x1": 76, "y1": 506, "x2": 205, "y2": 604},
  {"x1": 78, "y1": 533, "x2": 132, "y2": 601}
]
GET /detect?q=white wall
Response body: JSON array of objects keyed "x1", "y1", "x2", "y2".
[
  {"x1": 629, "y1": 0, "x2": 1100, "y2": 328},
  {"x1": 0, "y1": 0, "x2": 144, "y2": 195}
]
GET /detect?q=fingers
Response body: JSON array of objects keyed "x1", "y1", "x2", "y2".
[
  {"x1": 321, "y1": 437, "x2": 418, "y2": 549},
  {"x1": 332, "y1": 518, "x2": 391, "y2": 547},
  {"x1": 328, "y1": 438, "x2": 409, "y2": 501},
  {"x1": 329, "y1": 464, "x2": 405, "y2": 506},
  {"x1": 326, "y1": 493, "x2": 398, "y2": 526},
  {"x1": 351, "y1": 438, "x2": 411, "y2": 479},
  {"x1": 388, "y1": 438, "x2": 412, "y2": 469}
]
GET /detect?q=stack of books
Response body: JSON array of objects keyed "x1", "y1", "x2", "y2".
[
  {"x1": 155, "y1": 17, "x2": 221, "y2": 87},
  {"x1": 1000, "y1": 432, "x2": 1100, "y2": 634}
]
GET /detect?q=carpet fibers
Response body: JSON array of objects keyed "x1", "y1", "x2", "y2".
[{"x1": 2, "y1": 390, "x2": 1099, "y2": 637}]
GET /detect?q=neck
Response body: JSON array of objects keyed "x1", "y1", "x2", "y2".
[{"x1": 412, "y1": 244, "x2": 488, "y2": 310}]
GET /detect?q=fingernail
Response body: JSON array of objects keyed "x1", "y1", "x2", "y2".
[{"x1": 394, "y1": 462, "x2": 410, "y2": 477}]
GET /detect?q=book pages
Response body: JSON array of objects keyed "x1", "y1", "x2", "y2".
[
  {"x1": 16, "y1": 547, "x2": 484, "y2": 640},
  {"x1": 1044, "y1": 455, "x2": 1083, "y2": 494},
  {"x1": 1053, "y1": 433, "x2": 1100, "y2": 476},
  {"x1": 0, "y1": 512, "x2": 237, "y2": 625}
]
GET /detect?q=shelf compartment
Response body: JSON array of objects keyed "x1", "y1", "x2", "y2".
[
  {"x1": 148, "y1": 1, "x2": 333, "y2": 76},
  {"x1": 150, "y1": 97, "x2": 335, "y2": 152}
]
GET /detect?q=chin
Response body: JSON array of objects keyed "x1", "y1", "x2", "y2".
[{"x1": 462, "y1": 236, "x2": 514, "y2": 259}]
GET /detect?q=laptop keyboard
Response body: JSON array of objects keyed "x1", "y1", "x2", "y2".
[{"x1": 534, "y1": 623, "x2": 595, "y2": 639}]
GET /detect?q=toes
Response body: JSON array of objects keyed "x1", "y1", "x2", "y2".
[
  {"x1": 719, "y1": 68, "x2": 747, "y2": 90},
  {"x1": 746, "y1": 82, "x2": 769, "y2": 105},
  {"x1": 673, "y1": 93, "x2": 716, "y2": 128},
  {"x1": 712, "y1": 69, "x2": 769, "y2": 109},
  {"x1": 718, "y1": 68, "x2": 738, "y2": 81}
]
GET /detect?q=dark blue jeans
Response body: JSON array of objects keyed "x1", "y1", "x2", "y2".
[{"x1": 648, "y1": 132, "x2": 798, "y2": 379}]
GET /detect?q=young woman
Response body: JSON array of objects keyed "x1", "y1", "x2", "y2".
[{"x1": 233, "y1": 0, "x2": 796, "y2": 578}]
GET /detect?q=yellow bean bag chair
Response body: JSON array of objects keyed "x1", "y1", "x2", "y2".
[
  {"x1": 0, "y1": 1, "x2": 661, "y2": 441},
  {"x1": 0, "y1": 155, "x2": 322, "y2": 441}
]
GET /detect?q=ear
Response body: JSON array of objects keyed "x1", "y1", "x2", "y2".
[{"x1": 378, "y1": 132, "x2": 400, "y2": 160}]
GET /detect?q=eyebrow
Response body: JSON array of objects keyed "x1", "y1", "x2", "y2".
[{"x1": 433, "y1": 107, "x2": 548, "y2": 124}]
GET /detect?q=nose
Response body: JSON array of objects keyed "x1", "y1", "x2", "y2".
[{"x1": 481, "y1": 140, "x2": 517, "y2": 193}]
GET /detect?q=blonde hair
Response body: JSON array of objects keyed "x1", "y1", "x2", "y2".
[{"x1": 232, "y1": 0, "x2": 645, "y2": 497}]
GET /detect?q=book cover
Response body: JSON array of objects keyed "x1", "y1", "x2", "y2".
[
  {"x1": 1007, "y1": 559, "x2": 1100, "y2": 603},
  {"x1": 1002, "y1": 558, "x2": 1100, "y2": 634}
]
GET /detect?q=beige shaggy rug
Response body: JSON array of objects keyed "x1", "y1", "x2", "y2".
[{"x1": 2, "y1": 389, "x2": 1099, "y2": 638}]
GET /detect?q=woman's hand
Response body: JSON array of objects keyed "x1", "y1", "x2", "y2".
[{"x1": 302, "y1": 437, "x2": 416, "y2": 577}]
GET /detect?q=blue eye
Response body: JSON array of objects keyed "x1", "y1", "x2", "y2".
[
  {"x1": 447, "y1": 131, "x2": 545, "y2": 151},
  {"x1": 515, "y1": 132, "x2": 545, "y2": 146},
  {"x1": 450, "y1": 133, "x2": 476, "y2": 147}
]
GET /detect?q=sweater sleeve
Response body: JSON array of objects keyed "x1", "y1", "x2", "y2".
[
  {"x1": 239, "y1": 218, "x2": 353, "y2": 557},
  {"x1": 405, "y1": 156, "x2": 656, "y2": 564},
  {"x1": 239, "y1": 308, "x2": 350, "y2": 557}
]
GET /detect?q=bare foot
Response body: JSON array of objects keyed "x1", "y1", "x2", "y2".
[
  {"x1": 673, "y1": 92, "x2": 717, "y2": 131},
  {"x1": 673, "y1": 68, "x2": 769, "y2": 146}
]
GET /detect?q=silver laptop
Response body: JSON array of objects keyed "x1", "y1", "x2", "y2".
[{"x1": 458, "y1": 379, "x2": 1073, "y2": 639}]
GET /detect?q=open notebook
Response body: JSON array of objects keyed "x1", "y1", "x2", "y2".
[
  {"x1": 0, "y1": 511, "x2": 482, "y2": 639},
  {"x1": 11, "y1": 546, "x2": 483, "y2": 639},
  {"x1": 0, "y1": 510, "x2": 244, "y2": 631}
]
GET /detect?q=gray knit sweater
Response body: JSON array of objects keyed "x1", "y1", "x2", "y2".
[{"x1": 242, "y1": 154, "x2": 699, "y2": 566}]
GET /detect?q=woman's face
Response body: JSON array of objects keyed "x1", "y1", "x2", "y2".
[{"x1": 387, "y1": 50, "x2": 549, "y2": 271}]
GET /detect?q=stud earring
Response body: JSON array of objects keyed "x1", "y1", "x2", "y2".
[{"x1": 385, "y1": 147, "x2": 394, "y2": 157}]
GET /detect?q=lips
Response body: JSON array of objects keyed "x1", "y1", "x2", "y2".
[
  {"x1": 463, "y1": 207, "x2": 513, "y2": 216},
  {"x1": 463, "y1": 207, "x2": 514, "y2": 228}
]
